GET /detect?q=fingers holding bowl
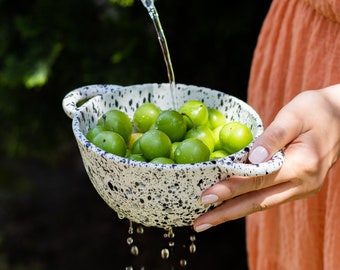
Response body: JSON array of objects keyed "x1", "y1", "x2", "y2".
[
  {"x1": 194, "y1": 179, "x2": 299, "y2": 233},
  {"x1": 193, "y1": 149, "x2": 319, "y2": 233}
]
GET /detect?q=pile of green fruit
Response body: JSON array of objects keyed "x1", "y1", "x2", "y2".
[{"x1": 86, "y1": 100, "x2": 253, "y2": 164}]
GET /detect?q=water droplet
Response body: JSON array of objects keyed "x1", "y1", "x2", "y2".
[
  {"x1": 125, "y1": 266, "x2": 133, "y2": 270},
  {"x1": 136, "y1": 226, "x2": 144, "y2": 234},
  {"x1": 130, "y1": 245, "x2": 139, "y2": 256},
  {"x1": 128, "y1": 221, "x2": 134, "y2": 235},
  {"x1": 190, "y1": 235, "x2": 196, "y2": 242},
  {"x1": 167, "y1": 231, "x2": 175, "y2": 239},
  {"x1": 189, "y1": 243, "x2": 196, "y2": 254},
  {"x1": 118, "y1": 212, "x2": 125, "y2": 219},
  {"x1": 180, "y1": 259, "x2": 187, "y2": 267},
  {"x1": 161, "y1": 248, "x2": 170, "y2": 259},
  {"x1": 126, "y1": 237, "x2": 134, "y2": 245},
  {"x1": 168, "y1": 241, "x2": 175, "y2": 247}
]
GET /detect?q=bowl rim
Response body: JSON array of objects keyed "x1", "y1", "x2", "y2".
[
  {"x1": 71, "y1": 83, "x2": 259, "y2": 169},
  {"x1": 66, "y1": 83, "x2": 284, "y2": 176}
]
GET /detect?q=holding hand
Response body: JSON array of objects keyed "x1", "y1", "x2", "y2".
[{"x1": 194, "y1": 84, "x2": 340, "y2": 232}]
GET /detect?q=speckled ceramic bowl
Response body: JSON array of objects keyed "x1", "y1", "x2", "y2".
[{"x1": 63, "y1": 83, "x2": 284, "y2": 228}]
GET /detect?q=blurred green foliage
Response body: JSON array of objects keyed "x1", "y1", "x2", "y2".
[{"x1": 0, "y1": 0, "x2": 271, "y2": 163}]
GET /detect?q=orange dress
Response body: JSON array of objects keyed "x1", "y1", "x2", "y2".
[{"x1": 247, "y1": 0, "x2": 340, "y2": 269}]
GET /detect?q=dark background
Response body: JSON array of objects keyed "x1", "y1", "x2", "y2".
[{"x1": 0, "y1": 0, "x2": 272, "y2": 269}]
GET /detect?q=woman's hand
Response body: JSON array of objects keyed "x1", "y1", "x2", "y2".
[{"x1": 194, "y1": 84, "x2": 340, "y2": 233}]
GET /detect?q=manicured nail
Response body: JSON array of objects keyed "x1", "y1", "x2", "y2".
[
  {"x1": 195, "y1": 223, "x2": 212, "y2": 233},
  {"x1": 249, "y1": 146, "x2": 269, "y2": 164},
  {"x1": 201, "y1": 194, "x2": 219, "y2": 204}
]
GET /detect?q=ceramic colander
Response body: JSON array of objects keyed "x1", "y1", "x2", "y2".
[{"x1": 62, "y1": 83, "x2": 284, "y2": 228}]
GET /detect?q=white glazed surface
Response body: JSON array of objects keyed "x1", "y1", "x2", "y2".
[{"x1": 63, "y1": 83, "x2": 284, "y2": 228}]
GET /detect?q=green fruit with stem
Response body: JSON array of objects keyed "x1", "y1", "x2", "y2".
[{"x1": 179, "y1": 100, "x2": 209, "y2": 129}]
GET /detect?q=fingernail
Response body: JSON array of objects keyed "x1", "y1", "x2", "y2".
[
  {"x1": 249, "y1": 146, "x2": 269, "y2": 164},
  {"x1": 195, "y1": 223, "x2": 212, "y2": 233},
  {"x1": 201, "y1": 194, "x2": 219, "y2": 204}
]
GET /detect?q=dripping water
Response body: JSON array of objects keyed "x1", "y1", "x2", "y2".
[{"x1": 125, "y1": 221, "x2": 197, "y2": 268}]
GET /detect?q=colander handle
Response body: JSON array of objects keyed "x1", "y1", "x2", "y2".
[
  {"x1": 221, "y1": 149, "x2": 284, "y2": 177},
  {"x1": 62, "y1": 84, "x2": 122, "y2": 119}
]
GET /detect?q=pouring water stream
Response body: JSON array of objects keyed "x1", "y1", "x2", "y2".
[
  {"x1": 140, "y1": 0, "x2": 177, "y2": 109},
  {"x1": 122, "y1": 2, "x2": 196, "y2": 268}
]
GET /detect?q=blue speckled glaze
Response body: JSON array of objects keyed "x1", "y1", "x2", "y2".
[{"x1": 62, "y1": 83, "x2": 284, "y2": 228}]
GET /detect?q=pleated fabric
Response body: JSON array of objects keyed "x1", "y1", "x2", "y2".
[{"x1": 246, "y1": 0, "x2": 340, "y2": 269}]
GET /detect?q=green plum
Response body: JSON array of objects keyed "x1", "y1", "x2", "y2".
[
  {"x1": 174, "y1": 138, "x2": 210, "y2": 164},
  {"x1": 179, "y1": 100, "x2": 209, "y2": 129},
  {"x1": 208, "y1": 108, "x2": 227, "y2": 130},
  {"x1": 185, "y1": 125, "x2": 215, "y2": 153},
  {"x1": 139, "y1": 129, "x2": 172, "y2": 161},
  {"x1": 133, "y1": 103, "x2": 161, "y2": 133},
  {"x1": 219, "y1": 122, "x2": 253, "y2": 154},
  {"x1": 92, "y1": 131, "x2": 127, "y2": 157},
  {"x1": 154, "y1": 110, "x2": 187, "y2": 142},
  {"x1": 98, "y1": 109, "x2": 132, "y2": 143}
]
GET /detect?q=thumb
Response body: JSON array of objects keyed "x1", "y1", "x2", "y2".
[{"x1": 248, "y1": 110, "x2": 303, "y2": 164}]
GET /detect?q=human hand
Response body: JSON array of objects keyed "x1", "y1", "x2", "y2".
[{"x1": 194, "y1": 84, "x2": 340, "y2": 233}]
